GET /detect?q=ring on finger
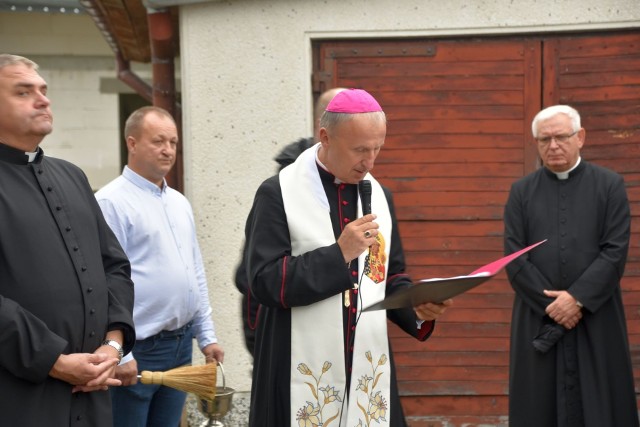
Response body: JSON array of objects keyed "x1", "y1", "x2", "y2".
[{"x1": 364, "y1": 230, "x2": 372, "y2": 238}]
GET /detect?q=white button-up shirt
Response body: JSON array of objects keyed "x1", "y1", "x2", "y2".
[{"x1": 96, "y1": 166, "x2": 217, "y2": 362}]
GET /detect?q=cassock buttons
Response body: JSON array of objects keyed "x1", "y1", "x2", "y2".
[
  {"x1": 47, "y1": 186, "x2": 52, "y2": 192},
  {"x1": 73, "y1": 246, "x2": 79, "y2": 251},
  {"x1": 87, "y1": 287, "x2": 93, "y2": 293},
  {"x1": 66, "y1": 226, "x2": 71, "y2": 232},
  {"x1": 351, "y1": 270, "x2": 357, "y2": 277},
  {"x1": 81, "y1": 266, "x2": 87, "y2": 271},
  {"x1": 89, "y1": 331, "x2": 95, "y2": 337},
  {"x1": 343, "y1": 218, "x2": 350, "y2": 224},
  {"x1": 342, "y1": 200, "x2": 348, "y2": 206},
  {"x1": 56, "y1": 206, "x2": 62, "y2": 211},
  {"x1": 90, "y1": 308, "x2": 96, "y2": 315}
]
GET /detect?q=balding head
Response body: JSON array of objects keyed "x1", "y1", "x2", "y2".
[{"x1": 313, "y1": 87, "x2": 346, "y2": 138}]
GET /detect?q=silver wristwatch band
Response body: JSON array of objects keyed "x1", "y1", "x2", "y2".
[{"x1": 102, "y1": 339, "x2": 124, "y2": 362}]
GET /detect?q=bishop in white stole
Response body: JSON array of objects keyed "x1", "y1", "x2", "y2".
[{"x1": 280, "y1": 144, "x2": 393, "y2": 427}]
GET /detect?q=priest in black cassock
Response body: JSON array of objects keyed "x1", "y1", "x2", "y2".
[
  {"x1": 0, "y1": 54, "x2": 135, "y2": 427},
  {"x1": 244, "y1": 88, "x2": 452, "y2": 427},
  {"x1": 504, "y1": 105, "x2": 638, "y2": 426}
]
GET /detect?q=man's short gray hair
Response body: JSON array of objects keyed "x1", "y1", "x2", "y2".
[
  {"x1": 531, "y1": 105, "x2": 581, "y2": 138},
  {"x1": 0, "y1": 54, "x2": 38, "y2": 71},
  {"x1": 319, "y1": 110, "x2": 387, "y2": 134}
]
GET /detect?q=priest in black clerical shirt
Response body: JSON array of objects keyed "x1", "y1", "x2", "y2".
[
  {"x1": 0, "y1": 54, "x2": 135, "y2": 427},
  {"x1": 504, "y1": 104, "x2": 638, "y2": 427}
]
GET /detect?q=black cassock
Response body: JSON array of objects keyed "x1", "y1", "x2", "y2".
[
  {"x1": 233, "y1": 136, "x2": 316, "y2": 357},
  {"x1": 245, "y1": 165, "x2": 434, "y2": 427},
  {"x1": 504, "y1": 161, "x2": 638, "y2": 427},
  {"x1": 0, "y1": 143, "x2": 135, "y2": 427}
]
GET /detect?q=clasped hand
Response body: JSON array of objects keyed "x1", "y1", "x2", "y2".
[
  {"x1": 49, "y1": 352, "x2": 121, "y2": 393},
  {"x1": 544, "y1": 289, "x2": 582, "y2": 329}
]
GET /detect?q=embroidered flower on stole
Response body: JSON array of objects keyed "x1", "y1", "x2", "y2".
[
  {"x1": 354, "y1": 351, "x2": 389, "y2": 426},
  {"x1": 295, "y1": 362, "x2": 342, "y2": 427}
]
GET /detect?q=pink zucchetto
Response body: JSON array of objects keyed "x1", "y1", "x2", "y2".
[{"x1": 325, "y1": 88, "x2": 382, "y2": 113}]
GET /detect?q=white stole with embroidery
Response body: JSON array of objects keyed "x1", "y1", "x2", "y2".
[{"x1": 280, "y1": 143, "x2": 392, "y2": 427}]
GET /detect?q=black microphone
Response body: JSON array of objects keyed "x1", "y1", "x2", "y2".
[{"x1": 359, "y1": 180, "x2": 372, "y2": 216}]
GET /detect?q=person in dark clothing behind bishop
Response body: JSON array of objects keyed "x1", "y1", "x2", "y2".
[
  {"x1": 0, "y1": 54, "x2": 135, "y2": 427},
  {"x1": 504, "y1": 104, "x2": 639, "y2": 427},
  {"x1": 244, "y1": 88, "x2": 453, "y2": 427},
  {"x1": 235, "y1": 86, "x2": 344, "y2": 357}
]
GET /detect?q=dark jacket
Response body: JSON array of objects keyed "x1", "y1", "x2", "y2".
[{"x1": 0, "y1": 143, "x2": 135, "y2": 427}]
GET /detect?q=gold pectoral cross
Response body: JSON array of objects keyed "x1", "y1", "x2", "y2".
[{"x1": 344, "y1": 283, "x2": 359, "y2": 307}]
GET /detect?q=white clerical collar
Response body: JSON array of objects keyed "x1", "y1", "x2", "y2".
[
  {"x1": 315, "y1": 147, "x2": 344, "y2": 184},
  {"x1": 25, "y1": 151, "x2": 38, "y2": 162},
  {"x1": 553, "y1": 157, "x2": 581, "y2": 180}
]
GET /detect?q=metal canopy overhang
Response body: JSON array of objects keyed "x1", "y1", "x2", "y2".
[
  {"x1": 2, "y1": 0, "x2": 218, "y2": 192},
  {"x1": 0, "y1": 0, "x2": 209, "y2": 63},
  {"x1": 0, "y1": 0, "x2": 84, "y2": 13}
]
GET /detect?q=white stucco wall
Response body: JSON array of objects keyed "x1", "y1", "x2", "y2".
[{"x1": 179, "y1": 0, "x2": 640, "y2": 393}]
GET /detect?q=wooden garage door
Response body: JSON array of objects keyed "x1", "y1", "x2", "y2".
[{"x1": 313, "y1": 31, "x2": 640, "y2": 426}]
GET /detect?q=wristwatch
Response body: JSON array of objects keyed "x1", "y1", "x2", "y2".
[{"x1": 102, "y1": 340, "x2": 124, "y2": 362}]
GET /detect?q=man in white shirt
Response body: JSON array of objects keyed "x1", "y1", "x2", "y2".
[{"x1": 96, "y1": 106, "x2": 224, "y2": 427}]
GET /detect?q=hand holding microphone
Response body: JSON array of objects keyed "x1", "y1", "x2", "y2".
[
  {"x1": 337, "y1": 180, "x2": 377, "y2": 262},
  {"x1": 359, "y1": 180, "x2": 376, "y2": 239},
  {"x1": 338, "y1": 214, "x2": 378, "y2": 262}
]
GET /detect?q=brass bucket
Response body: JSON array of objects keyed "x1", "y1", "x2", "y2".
[{"x1": 198, "y1": 363, "x2": 235, "y2": 427}]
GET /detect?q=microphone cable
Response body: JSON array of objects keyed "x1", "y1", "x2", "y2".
[{"x1": 337, "y1": 258, "x2": 368, "y2": 427}]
